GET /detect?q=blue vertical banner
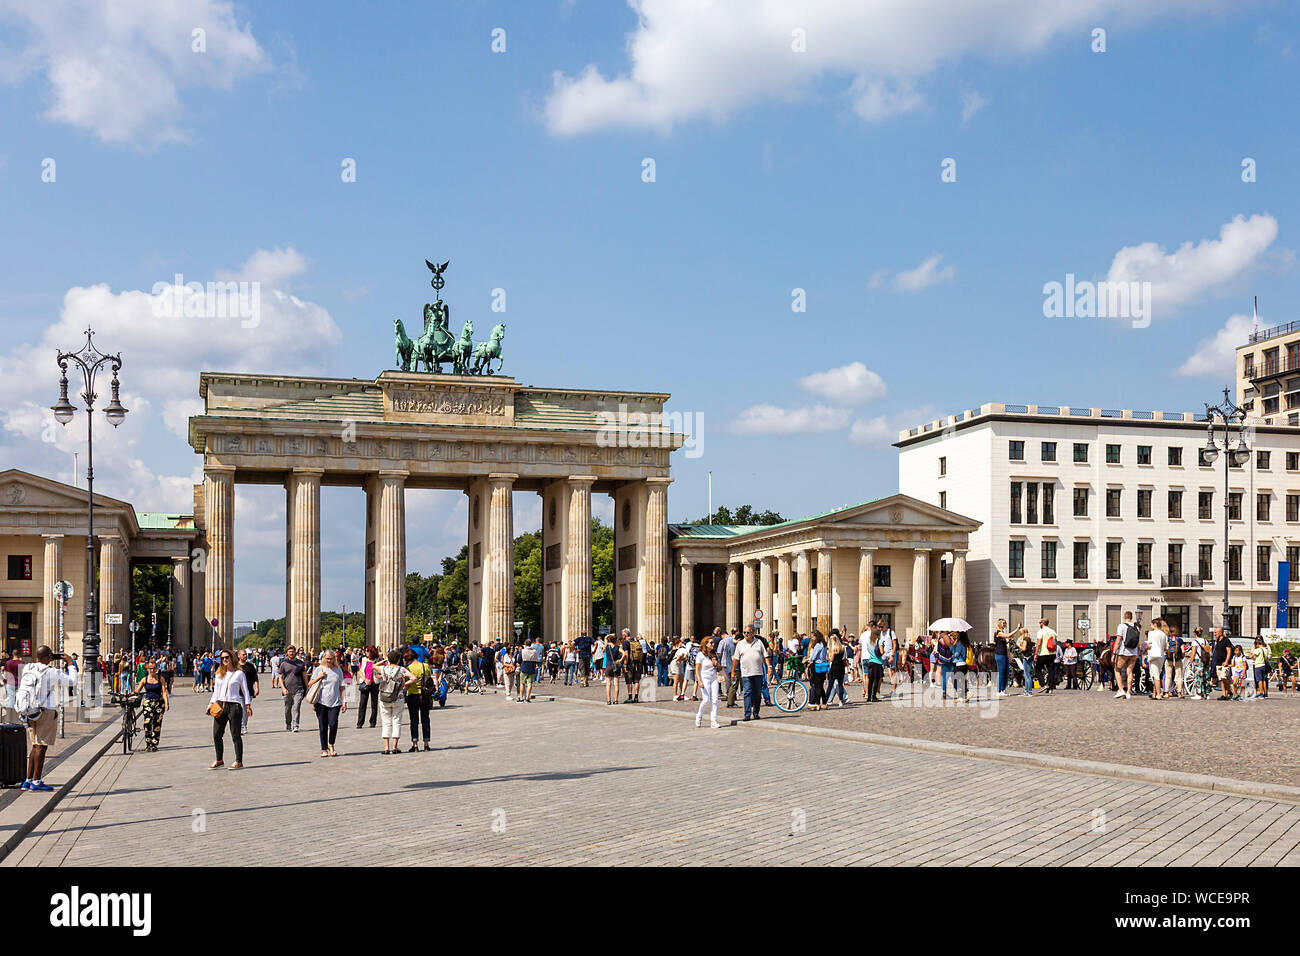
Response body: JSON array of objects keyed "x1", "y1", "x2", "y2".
[{"x1": 1278, "y1": 561, "x2": 1289, "y2": 628}]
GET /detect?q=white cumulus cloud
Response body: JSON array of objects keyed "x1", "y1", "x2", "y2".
[
  {"x1": 1176, "y1": 313, "x2": 1256, "y2": 378},
  {"x1": 798, "y1": 361, "x2": 887, "y2": 404},
  {"x1": 1106, "y1": 213, "x2": 1281, "y2": 317},
  {"x1": 0, "y1": 0, "x2": 269, "y2": 146},
  {"x1": 731, "y1": 403, "x2": 852, "y2": 435},
  {"x1": 892, "y1": 253, "x2": 956, "y2": 292},
  {"x1": 542, "y1": 0, "x2": 1224, "y2": 135}
]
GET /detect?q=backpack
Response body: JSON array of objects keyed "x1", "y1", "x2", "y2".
[
  {"x1": 1046, "y1": 635, "x2": 1056, "y2": 653},
  {"x1": 628, "y1": 641, "x2": 643, "y2": 664},
  {"x1": 656, "y1": 644, "x2": 670, "y2": 663},
  {"x1": 378, "y1": 666, "x2": 405, "y2": 703},
  {"x1": 1122, "y1": 622, "x2": 1140, "y2": 651},
  {"x1": 14, "y1": 663, "x2": 47, "y2": 719}
]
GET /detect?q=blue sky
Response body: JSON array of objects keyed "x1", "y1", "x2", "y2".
[{"x1": 1, "y1": 0, "x2": 1297, "y2": 619}]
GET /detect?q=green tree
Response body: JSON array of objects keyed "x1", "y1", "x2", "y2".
[
  {"x1": 130, "y1": 562, "x2": 174, "y2": 647},
  {"x1": 693, "y1": 504, "x2": 784, "y2": 525},
  {"x1": 513, "y1": 530, "x2": 542, "y2": 640},
  {"x1": 592, "y1": 517, "x2": 614, "y2": 628},
  {"x1": 436, "y1": 545, "x2": 469, "y2": 640}
]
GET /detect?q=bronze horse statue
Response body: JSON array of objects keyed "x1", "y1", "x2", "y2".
[{"x1": 394, "y1": 319, "x2": 415, "y2": 371}]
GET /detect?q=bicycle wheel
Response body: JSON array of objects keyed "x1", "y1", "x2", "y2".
[
  {"x1": 773, "y1": 678, "x2": 808, "y2": 713},
  {"x1": 465, "y1": 676, "x2": 482, "y2": 694},
  {"x1": 1079, "y1": 663, "x2": 1094, "y2": 690}
]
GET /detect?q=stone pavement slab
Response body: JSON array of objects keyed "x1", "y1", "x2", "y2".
[{"x1": 7, "y1": 685, "x2": 1299, "y2": 867}]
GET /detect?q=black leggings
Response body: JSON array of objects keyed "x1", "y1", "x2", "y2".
[
  {"x1": 212, "y1": 702, "x2": 244, "y2": 763},
  {"x1": 314, "y1": 702, "x2": 340, "y2": 750},
  {"x1": 406, "y1": 696, "x2": 431, "y2": 743},
  {"x1": 866, "y1": 662, "x2": 884, "y2": 700},
  {"x1": 809, "y1": 670, "x2": 826, "y2": 706}
]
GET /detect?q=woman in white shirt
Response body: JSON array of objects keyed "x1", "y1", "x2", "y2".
[
  {"x1": 306, "y1": 649, "x2": 347, "y2": 757},
  {"x1": 209, "y1": 649, "x2": 252, "y2": 770},
  {"x1": 694, "y1": 635, "x2": 722, "y2": 729},
  {"x1": 374, "y1": 649, "x2": 413, "y2": 755},
  {"x1": 1146, "y1": 619, "x2": 1169, "y2": 700}
]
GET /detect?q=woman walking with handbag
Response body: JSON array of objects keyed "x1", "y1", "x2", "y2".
[
  {"x1": 693, "y1": 634, "x2": 722, "y2": 729},
  {"x1": 806, "y1": 631, "x2": 829, "y2": 710},
  {"x1": 603, "y1": 636, "x2": 625, "y2": 705},
  {"x1": 208, "y1": 649, "x2": 251, "y2": 770},
  {"x1": 306, "y1": 649, "x2": 346, "y2": 758},
  {"x1": 133, "y1": 659, "x2": 169, "y2": 752},
  {"x1": 402, "y1": 648, "x2": 433, "y2": 752}
]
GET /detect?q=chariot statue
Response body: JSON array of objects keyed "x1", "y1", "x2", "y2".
[{"x1": 392, "y1": 258, "x2": 506, "y2": 376}]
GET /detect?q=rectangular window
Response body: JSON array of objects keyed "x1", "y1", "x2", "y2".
[
  {"x1": 1199, "y1": 543, "x2": 1214, "y2": 581},
  {"x1": 1168, "y1": 446, "x2": 1183, "y2": 466},
  {"x1": 1106, "y1": 542, "x2": 1121, "y2": 580},
  {"x1": 1167, "y1": 543, "x2": 1183, "y2": 578},
  {"x1": 873, "y1": 565, "x2": 891, "y2": 588},
  {"x1": 1073, "y1": 542, "x2": 1088, "y2": 580},
  {"x1": 1073, "y1": 486, "x2": 1088, "y2": 517},
  {"x1": 1137, "y1": 542, "x2": 1152, "y2": 580},
  {"x1": 1010, "y1": 482, "x2": 1022, "y2": 524},
  {"x1": 1258, "y1": 450, "x2": 1271, "y2": 470},
  {"x1": 1258, "y1": 493, "x2": 1271, "y2": 522},
  {"x1": 1198, "y1": 491, "x2": 1213, "y2": 519},
  {"x1": 1105, "y1": 488, "x2": 1121, "y2": 517},
  {"x1": 1137, "y1": 445, "x2": 1152, "y2": 465},
  {"x1": 1228, "y1": 544, "x2": 1242, "y2": 582},
  {"x1": 6, "y1": 555, "x2": 31, "y2": 581},
  {"x1": 1289, "y1": 452, "x2": 1300, "y2": 471},
  {"x1": 1041, "y1": 540, "x2": 1057, "y2": 579},
  {"x1": 1008, "y1": 541, "x2": 1025, "y2": 579},
  {"x1": 1290, "y1": 546, "x2": 1300, "y2": 582},
  {"x1": 938, "y1": 490, "x2": 947, "y2": 510},
  {"x1": 1289, "y1": 494, "x2": 1300, "y2": 522},
  {"x1": 1073, "y1": 442, "x2": 1088, "y2": 463},
  {"x1": 1137, "y1": 489, "x2": 1152, "y2": 518},
  {"x1": 938, "y1": 456, "x2": 947, "y2": 477},
  {"x1": 1168, "y1": 490, "x2": 1183, "y2": 519},
  {"x1": 1041, "y1": 442, "x2": 1057, "y2": 462},
  {"x1": 1105, "y1": 443, "x2": 1121, "y2": 464},
  {"x1": 1009, "y1": 440, "x2": 1025, "y2": 461},
  {"x1": 1042, "y1": 484, "x2": 1055, "y2": 524},
  {"x1": 1257, "y1": 606, "x2": 1273, "y2": 636},
  {"x1": 1025, "y1": 482, "x2": 1038, "y2": 524},
  {"x1": 1257, "y1": 545, "x2": 1271, "y2": 582},
  {"x1": 1228, "y1": 492, "x2": 1242, "y2": 521}
]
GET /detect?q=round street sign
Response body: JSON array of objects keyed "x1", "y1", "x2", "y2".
[
  {"x1": 211, "y1": 618, "x2": 219, "y2": 628},
  {"x1": 753, "y1": 609, "x2": 764, "y2": 620}
]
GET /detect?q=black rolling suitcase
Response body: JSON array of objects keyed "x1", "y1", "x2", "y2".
[{"x1": 0, "y1": 723, "x2": 25, "y2": 787}]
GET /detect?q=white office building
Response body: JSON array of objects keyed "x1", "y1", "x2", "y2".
[{"x1": 896, "y1": 402, "x2": 1300, "y2": 641}]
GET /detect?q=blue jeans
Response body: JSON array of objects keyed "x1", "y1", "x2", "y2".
[
  {"x1": 1021, "y1": 657, "x2": 1035, "y2": 692},
  {"x1": 761, "y1": 671, "x2": 772, "y2": 706},
  {"x1": 995, "y1": 654, "x2": 1009, "y2": 693},
  {"x1": 563, "y1": 661, "x2": 577, "y2": 684},
  {"x1": 826, "y1": 677, "x2": 847, "y2": 703},
  {"x1": 741, "y1": 675, "x2": 764, "y2": 717},
  {"x1": 657, "y1": 660, "x2": 669, "y2": 685},
  {"x1": 941, "y1": 663, "x2": 955, "y2": 695}
]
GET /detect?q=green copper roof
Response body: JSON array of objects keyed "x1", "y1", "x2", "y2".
[
  {"x1": 135, "y1": 512, "x2": 195, "y2": 530},
  {"x1": 669, "y1": 497, "x2": 887, "y2": 540}
]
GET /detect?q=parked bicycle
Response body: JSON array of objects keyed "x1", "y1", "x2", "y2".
[
  {"x1": 109, "y1": 691, "x2": 141, "y2": 755},
  {"x1": 773, "y1": 656, "x2": 808, "y2": 713}
]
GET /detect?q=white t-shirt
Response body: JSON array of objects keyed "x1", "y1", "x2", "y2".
[
  {"x1": 1146, "y1": 629, "x2": 1167, "y2": 659},
  {"x1": 734, "y1": 639, "x2": 769, "y2": 678},
  {"x1": 697, "y1": 650, "x2": 717, "y2": 683}
]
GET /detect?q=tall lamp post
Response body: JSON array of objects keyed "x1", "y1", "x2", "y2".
[
  {"x1": 1201, "y1": 387, "x2": 1251, "y2": 636},
  {"x1": 51, "y1": 327, "x2": 128, "y2": 706}
]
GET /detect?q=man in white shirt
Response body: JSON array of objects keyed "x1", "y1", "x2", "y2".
[
  {"x1": 17, "y1": 646, "x2": 78, "y2": 792},
  {"x1": 1113, "y1": 611, "x2": 1142, "y2": 699},
  {"x1": 730, "y1": 627, "x2": 771, "y2": 721}
]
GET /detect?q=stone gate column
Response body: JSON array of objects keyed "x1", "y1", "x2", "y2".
[
  {"x1": 171, "y1": 555, "x2": 191, "y2": 649},
  {"x1": 742, "y1": 559, "x2": 757, "y2": 628},
  {"x1": 100, "y1": 534, "x2": 122, "y2": 654},
  {"x1": 287, "y1": 468, "x2": 323, "y2": 653},
  {"x1": 911, "y1": 548, "x2": 930, "y2": 641},
  {"x1": 42, "y1": 534, "x2": 63, "y2": 647},
  {"x1": 680, "y1": 556, "x2": 694, "y2": 640},
  {"x1": 859, "y1": 548, "x2": 875, "y2": 633},
  {"x1": 203, "y1": 465, "x2": 235, "y2": 648},
  {"x1": 642, "y1": 477, "x2": 671, "y2": 641},
  {"x1": 486, "y1": 473, "x2": 516, "y2": 643},
  {"x1": 725, "y1": 563, "x2": 739, "y2": 633},
  {"x1": 952, "y1": 549, "x2": 968, "y2": 621},
  {"x1": 374, "y1": 470, "x2": 407, "y2": 649},
  {"x1": 796, "y1": 550, "x2": 812, "y2": 635},
  {"x1": 777, "y1": 554, "x2": 792, "y2": 639},
  {"x1": 759, "y1": 557, "x2": 774, "y2": 637},
  {"x1": 816, "y1": 548, "x2": 832, "y2": 635},
  {"x1": 565, "y1": 476, "x2": 595, "y2": 642}
]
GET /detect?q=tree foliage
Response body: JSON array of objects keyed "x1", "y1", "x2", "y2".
[{"x1": 693, "y1": 504, "x2": 785, "y2": 526}]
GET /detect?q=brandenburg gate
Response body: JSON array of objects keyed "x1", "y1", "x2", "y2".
[{"x1": 187, "y1": 371, "x2": 682, "y2": 649}]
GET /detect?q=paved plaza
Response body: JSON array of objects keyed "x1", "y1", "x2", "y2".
[
  {"x1": 535, "y1": 671, "x2": 1300, "y2": 787},
  {"x1": 4, "y1": 680, "x2": 1300, "y2": 867}
]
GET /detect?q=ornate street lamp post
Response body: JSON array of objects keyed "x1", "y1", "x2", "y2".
[
  {"x1": 1201, "y1": 387, "x2": 1251, "y2": 636},
  {"x1": 51, "y1": 327, "x2": 128, "y2": 705}
]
